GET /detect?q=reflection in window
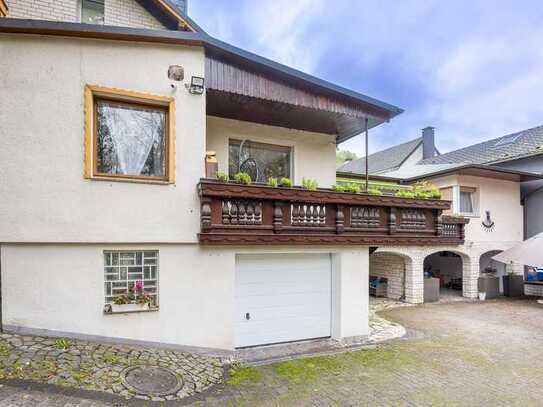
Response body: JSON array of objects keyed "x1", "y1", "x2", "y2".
[
  {"x1": 81, "y1": 0, "x2": 105, "y2": 24},
  {"x1": 95, "y1": 100, "x2": 167, "y2": 179},
  {"x1": 228, "y1": 139, "x2": 291, "y2": 183}
]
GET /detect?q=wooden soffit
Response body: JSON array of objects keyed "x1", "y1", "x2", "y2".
[{"x1": 205, "y1": 55, "x2": 388, "y2": 139}]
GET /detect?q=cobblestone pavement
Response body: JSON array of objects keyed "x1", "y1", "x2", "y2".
[
  {"x1": 3, "y1": 298, "x2": 543, "y2": 406},
  {"x1": 0, "y1": 333, "x2": 223, "y2": 402}
]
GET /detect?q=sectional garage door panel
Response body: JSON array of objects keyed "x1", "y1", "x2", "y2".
[{"x1": 235, "y1": 253, "x2": 332, "y2": 348}]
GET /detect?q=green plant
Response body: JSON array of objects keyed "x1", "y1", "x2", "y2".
[
  {"x1": 301, "y1": 178, "x2": 318, "y2": 191},
  {"x1": 113, "y1": 294, "x2": 129, "y2": 305},
  {"x1": 54, "y1": 338, "x2": 70, "y2": 350},
  {"x1": 216, "y1": 171, "x2": 229, "y2": 183},
  {"x1": 412, "y1": 180, "x2": 441, "y2": 199},
  {"x1": 279, "y1": 177, "x2": 293, "y2": 187},
  {"x1": 332, "y1": 184, "x2": 347, "y2": 192},
  {"x1": 267, "y1": 177, "x2": 278, "y2": 187},
  {"x1": 395, "y1": 190, "x2": 416, "y2": 199},
  {"x1": 233, "y1": 172, "x2": 252, "y2": 185},
  {"x1": 367, "y1": 188, "x2": 383, "y2": 196},
  {"x1": 343, "y1": 183, "x2": 361, "y2": 193}
]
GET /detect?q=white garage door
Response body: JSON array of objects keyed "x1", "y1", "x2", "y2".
[{"x1": 235, "y1": 253, "x2": 332, "y2": 348}]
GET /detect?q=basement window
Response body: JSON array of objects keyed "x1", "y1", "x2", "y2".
[
  {"x1": 103, "y1": 251, "x2": 159, "y2": 313},
  {"x1": 81, "y1": 0, "x2": 105, "y2": 24},
  {"x1": 84, "y1": 85, "x2": 175, "y2": 184}
]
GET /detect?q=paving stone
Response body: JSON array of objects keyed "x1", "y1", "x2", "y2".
[{"x1": 0, "y1": 332, "x2": 224, "y2": 402}]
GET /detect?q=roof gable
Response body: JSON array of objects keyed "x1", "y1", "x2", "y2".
[{"x1": 338, "y1": 137, "x2": 422, "y2": 174}]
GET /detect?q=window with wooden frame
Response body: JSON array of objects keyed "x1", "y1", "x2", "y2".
[{"x1": 84, "y1": 85, "x2": 175, "y2": 184}]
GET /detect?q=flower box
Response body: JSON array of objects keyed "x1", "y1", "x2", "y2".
[{"x1": 111, "y1": 303, "x2": 150, "y2": 313}]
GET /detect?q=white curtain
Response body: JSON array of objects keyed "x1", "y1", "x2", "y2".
[
  {"x1": 459, "y1": 191, "x2": 473, "y2": 213},
  {"x1": 101, "y1": 104, "x2": 164, "y2": 176}
]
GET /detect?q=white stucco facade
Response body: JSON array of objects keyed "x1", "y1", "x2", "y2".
[
  {"x1": 0, "y1": 34, "x2": 367, "y2": 352},
  {"x1": 206, "y1": 116, "x2": 337, "y2": 188},
  {"x1": 1, "y1": 244, "x2": 369, "y2": 351}
]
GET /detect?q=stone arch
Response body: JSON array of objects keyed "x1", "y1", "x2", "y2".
[
  {"x1": 479, "y1": 249, "x2": 505, "y2": 294},
  {"x1": 371, "y1": 249, "x2": 418, "y2": 303},
  {"x1": 423, "y1": 248, "x2": 477, "y2": 299}
]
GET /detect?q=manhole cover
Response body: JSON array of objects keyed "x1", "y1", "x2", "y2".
[{"x1": 122, "y1": 366, "x2": 183, "y2": 396}]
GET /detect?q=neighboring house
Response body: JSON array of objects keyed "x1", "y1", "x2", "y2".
[
  {"x1": 338, "y1": 127, "x2": 440, "y2": 175},
  {"x1": 1, "y1": 0, "x2": 472, "y2": 352},
  {"x1": 339, "y1": 126, "x2": 543, "y2": 301}
]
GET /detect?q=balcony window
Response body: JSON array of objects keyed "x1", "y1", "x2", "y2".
[
  {"x1": 81, "y1": 0, "x2": 105, "y2": 25},
  {"x1": 228, "y1": 139, "x2": 291, "y2": 183}
]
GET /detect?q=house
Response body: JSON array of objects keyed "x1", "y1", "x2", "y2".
[
  {"x1": 339, "y1": 127, "x2": 543, "y2": 301},
  {"x1": 339, "y1": 126, "x2": 440, "y2": 176},
  {"x1": 0, "y1": 0, "x2": 469, "y2": 352}
]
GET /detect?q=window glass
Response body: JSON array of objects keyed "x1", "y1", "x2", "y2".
[
  {"x1": 81, "y1": 0, "x2": 105, "y2": 24},
  {"x1": 104, "y1": 250, "x2": 158, "y2": 306},
  {"x1": 95, "y1": 99, "x2": 167, "y2": 179},
  {"x1": 459, "y1": 191, "x2": 474, "y2": 213},
  {"x1": 228, "y1": 139, "x2": 291, "y2": 182}
]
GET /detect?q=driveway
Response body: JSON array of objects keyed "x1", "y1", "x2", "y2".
[{"x1": 2, "y1": 298, "x2": 543, "y2": 406}]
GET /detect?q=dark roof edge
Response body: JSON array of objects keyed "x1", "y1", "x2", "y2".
[
  {"x1": 0, "y1": 18, "x2": 403, "y2": 119},
  {"x1": 403, "y1": 164, "x2": 543, "y2": 182},
  {"x1": 0, "y1": 17, "x2": 205, "y2": 44},
  {"x1": 159, "y1": 0, "x2": 206, "y2": 33},
  {"x1": 204, "y1": 36, "x2": 404, "y2": 117}
]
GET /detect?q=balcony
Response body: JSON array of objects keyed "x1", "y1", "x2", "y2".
[{"x1": 198, "y1": 179, "x2": 468, "y2": 246}]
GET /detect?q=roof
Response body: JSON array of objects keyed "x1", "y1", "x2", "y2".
[
  {"x1": 0, "y1": 18, "x2": 403, "y2": 134},
  {"x1": 419, "y1": 125, "x2": 543, "y2": 165},
  {"x1": 338, "y1": 137, "x2": 422, "y2": 174},
  {"x1": 384, "y1": 163, "x2": 543, "y2": 183}
]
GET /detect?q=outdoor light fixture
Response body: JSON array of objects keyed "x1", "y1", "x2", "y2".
[{"x1": 189, "y1": 76, "x2": 205, "y2": 94}]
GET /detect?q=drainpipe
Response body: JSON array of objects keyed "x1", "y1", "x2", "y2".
[
  {"x1": 0, "y1": 244, "x2": 3, "y2": 333},
  {"x1": 364, "y1": 118, "x2": 369, "y2": 192}
]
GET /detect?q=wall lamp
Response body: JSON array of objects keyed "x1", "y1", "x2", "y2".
[{"x1": 188, "y1": 76, "x2": 205, "y2": 95}]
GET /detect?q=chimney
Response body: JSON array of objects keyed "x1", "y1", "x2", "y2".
[
  {"x1": 170, "y1": 0, "x2": 188, "y2": 14},
  {"x1": 422, "y1": 126, "x2": 436, "y2": 159}
]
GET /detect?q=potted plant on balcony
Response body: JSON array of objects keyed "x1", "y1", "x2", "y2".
[
  {"x1": 503, "y1": 269, "x2": 524, "y2": 297},
  {"x1": 111, "y1": 280, "x2": 152, "y2": 313}
]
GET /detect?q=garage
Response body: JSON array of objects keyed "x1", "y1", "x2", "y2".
[{"x1": 235, "y1": 253, "x2": 332, "y2": 348}]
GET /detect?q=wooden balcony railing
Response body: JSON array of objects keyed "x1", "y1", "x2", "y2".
[{"x1": 198, "y1": 179, "x2": 469, "y2": 246}]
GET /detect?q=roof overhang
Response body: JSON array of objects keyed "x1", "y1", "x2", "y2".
[
  {"x1": 402, "y1": 165, "x2": 543, "y2": 183},
  {"x1": 0, "y1": 18, "x2": 402, "y2": 141},
  {"x1": 336, "y1": 171, "x2": 402, "y2": 183}
]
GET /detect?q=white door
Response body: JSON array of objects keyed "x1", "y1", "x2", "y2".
[{"x1": 235, "y1": 253, "x2": 332, "y2": 348}]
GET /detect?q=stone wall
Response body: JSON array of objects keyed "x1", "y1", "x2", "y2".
[
  {"x1": 106, "y1": 0, "x2": 165, "y2": 30},
  {"x1": 6, "y1": 0, "x2": 166, "y2": 29},
  {"x1": 369, "y1": 253, "x2": 405, "y2": 300},
  {"x1": 7, "y1": 0, "x2": 77, "y2": 22}
]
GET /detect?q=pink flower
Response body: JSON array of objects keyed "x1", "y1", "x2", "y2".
[{"x1": 134, "y1": 280, "x2": 143, "y2": 292}]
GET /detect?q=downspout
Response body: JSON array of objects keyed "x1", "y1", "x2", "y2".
[
  {"x1": 364, "y1": 118, "x2": 369, "y2": 192},
  {"x1": 0, "y1": 244, "x2": 3, "y2": 333}
]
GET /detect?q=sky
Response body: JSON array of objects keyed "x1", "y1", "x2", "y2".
[{"x1": 189, "y1": 0, "x2": 543, "y2": 157}]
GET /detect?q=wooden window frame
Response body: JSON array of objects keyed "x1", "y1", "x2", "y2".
[{"x1": 84, "y1": 85, "x2": 175, "y2": 184}]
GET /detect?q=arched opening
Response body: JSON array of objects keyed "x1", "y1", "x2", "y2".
[
  {"x1": 369, "y1": 251, "x2": 409, "y2": 302},
  {"x1": 479, "y1": 250, "x2": 506, "y2": 295},
  {"x1": 424, "y1": 251, "x2": 467, "y2": 301}
]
